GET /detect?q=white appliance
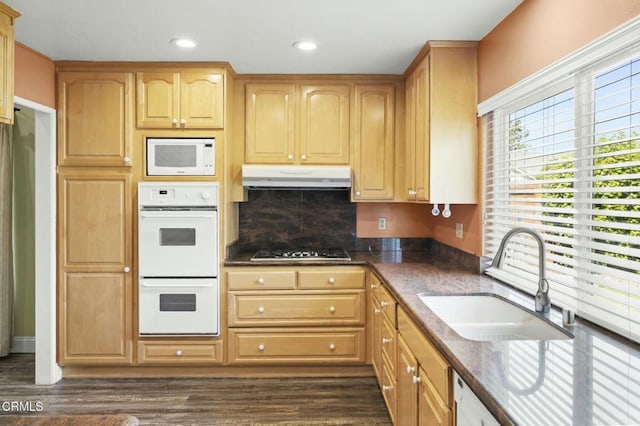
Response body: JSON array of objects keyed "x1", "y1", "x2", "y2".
[
  {"x1": 138, "y1": 182, "x2": 219, "y2": 336},
  {"x1": 454, "y1": 371, "x2": 500, "y2": 426},
  {"x1": 241, "y1": 164, "x2": 351, "y2": 189},
  {"x1": 146, "y1": 137, "x2": 215, "y2": 176}
]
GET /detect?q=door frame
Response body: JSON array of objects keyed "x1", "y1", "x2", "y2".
[{"x1": 15, "y1": 96, "x2": 62, "y2": 384}]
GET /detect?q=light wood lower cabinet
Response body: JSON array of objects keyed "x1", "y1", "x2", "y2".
[
  {"x1": 226, "y1": 266, "x2": 366, "y2": 365},
  {"x1": 137, "y1": 340, "x2": 223, "y2": 365},
  {"x1": 228, "y1": 328, "x2": 365, "y2": 364}
]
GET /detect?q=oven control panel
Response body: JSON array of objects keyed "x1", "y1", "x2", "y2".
[{"x1": 138, "y1": 182, "x2": 219, "y2": 207}]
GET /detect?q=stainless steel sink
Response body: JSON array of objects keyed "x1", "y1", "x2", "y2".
[{"x1": 419, "y1": 293, "x2": 573, "y2": 341}]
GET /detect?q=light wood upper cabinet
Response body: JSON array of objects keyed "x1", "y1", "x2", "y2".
[
  {"x1": 245, "y1": 83, "x2": 296, "y2": 163},
  {"x1": 352, "y1": 84, "x2": 395, "y2": 201},
  {"x1": 136, "y1": 71, "x2": 224, "y2": 129},
  {"x1": 406, "y1": 42, "x2": 478, "y2": 204},
  {"x1": 0, "y1": 3, "x2": 18, "y2": 124},
  {"x1": 299, "y1": 84, "x2": 350, "y2": 164},
  {"x1": 245, "y1": 82, "x2": 350, "y2": 164},
  {"x1": 58, "y1": 170, "x2": 133, "y2": 365},
  {"x1": 57, "y1": 72, "x2": 133, "y2": 167}
]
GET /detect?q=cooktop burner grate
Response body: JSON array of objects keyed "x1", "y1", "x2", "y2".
[{"x1": 250, "y1": 247, "x2": 351, "y2": 261}]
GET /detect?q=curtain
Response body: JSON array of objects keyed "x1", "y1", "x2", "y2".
[{"x1": 0, "y1": 123, "x2": 13, "y2": 356}]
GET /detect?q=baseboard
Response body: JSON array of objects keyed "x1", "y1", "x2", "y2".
[{"x1": 11, "y1": 336, "x2": 36, "y2": 353}]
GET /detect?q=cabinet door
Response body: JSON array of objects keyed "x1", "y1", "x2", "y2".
[
  {"x1": 371, "y1": 296, "x2": 382, "y2": 382},
  {"x1": 299, "y1": 84, "x2": 350, "y2": 164},
  {"x1": 419, "y1": 367, "x2": 453, "y2": 426},
  {"x1": 405, "y1": 71, "x2": 417, "y2": 201},
  {"x1": 180, "y1": 72, "x2": 224, "y2": 128},
  {"x1": 0, "y1": 10, "x2": 16, "y2": 124},
  {"x1": 397, "y1": 334, "x2": 419, "y2": 425},
  {"x1": 413, "y1": 55, "x2": 430, "y2": 202},
  {"x1": 136, "y1": 72, "x2": 179, "y2": 128},
  {"x1": 245, "y1": 83, "x2": 296, "y2": 163},
  {"x1": 59, "y1": 272, "x2": 132, "y2": 365},
  {"x1": 58, "y1": 72, "x2": 133, "y2": 166},
  {"x1": 58, "y1": 171, "x2": 132, "y2": 271},
  {"x1": 352, "y1": 84, "x2": 395, "y2": 200}
]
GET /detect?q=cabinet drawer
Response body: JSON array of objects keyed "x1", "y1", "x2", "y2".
[
  {"x1": 227, "y1": 270, "x2": 296, "y2": 290},
  {"x1": 370, "y1": 273, "x2": 384, "y2": 302},
  {"x1": 381, "y1": 357, "x2": 397, "y2": 423},
  {"x1": 298, "y1": 269, "x2": 365, "y2": 289},
  {"x1": 381, "y1": 314, "x2": 397, "y2": 373},
  {"x1": 228, "y1": 328, "x2": 366, "y2": 364},
  {"x1": 380, "y1": 285, "x2": 397, "y2": 325},
  {"x1": 229, "y1": 291, "x2": 365, "y2": 326},
  {"x1": 137, "y1": 340, "x2": 222, "y2": 365},
  {"x1": 398, "y1": 307, "x2": 451, "y2": 406}
]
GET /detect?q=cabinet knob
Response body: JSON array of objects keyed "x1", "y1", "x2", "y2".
[
  {"x1": 288, "y1": 154, "x2": 294, "y2": 161},
  {"x1": 371, "y1": 283, "x2": 377, "y2": 289},
  {"x1": 374, "y1": 308, "x2": 381, "y2": 314},
  {"x1": 176, "y1": 350, "x2": 183, "y2": 356},
  {"x1": 258, "y1": 306, "x2": 265, "y2": 314},
  {"x1": 412, "y1": 376, "x2": 421, "y2": 384},
  {"x1": 258, "y1": 344, "x2": 265, "y2": 351},
  {"x1": 329, "y1": 306, "x2": 336, "y2": 313},
  {"x1": 382, "y1": 385, "x2": 393, "y2": 392},
  {"x1": 123, "y1": 156, "x2": 130, "y2": 165},
  {"x1": 123, "y1": 266, "x2": 130, "y2": 273},
  {"x1": 180, "y1": 118, "x2": 187, "y2": 126},
  {"x1": 301, "y1": 154, "x2": 307, "y2": 161},
  {"x1": 172, "y1": 118, "x2": 178, "y2": 126},
  {"x1": 329, "y1": 343, "x2": 336, "y2": 351},
  {"x1": 328, "y1": 277, "x2": 336, "y2": 284},
  {"x1": 380, "y1": 301, "x2": 390, "y2": 308},
  {"x1": 406, "y1": 365, "x2": 416, "y2": 374},
  {"x1": 257, "y1": 278, "x2": 265, "y2": 284},
  {"x1": 355, "y1": 191, "x2": 361, "y2": 196},
  {"x1": 382, "y1": 337, "x2": 392, "y2": 344}
]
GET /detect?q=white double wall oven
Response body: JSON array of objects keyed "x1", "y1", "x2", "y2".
[{"x1": 138, "y1": 182, "x2": 219, "y2": 336}]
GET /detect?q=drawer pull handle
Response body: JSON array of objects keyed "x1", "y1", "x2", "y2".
[
  {"x1": 257, "y1": 278, "x2": 265, "y2": 284},
  {"x1": 374, "y1": 308, "x2": 381, "y2": 314},
  {"x1": 371, "y1": 284, "x2": 377, "y2": 289},
  {"x1": 176, "y1": 350, "x2": 183, "y2": 356},
  {"x1": 258, "y1": 344, "x2": 265, "y2": 351},
  {"x1": 406, "y1": 365, "x2": 416, "y2": 374},
  {"x1": 382, "y1": 337, "x2": 392, "y2": 345},
  {"x1": 412, "y1": 376, "x2": 421, "y2": 384},
  {"x1": 328, "y1": 277, "x2": 336, "y2": 284},
  {"x1": 329, "y1": 306, "x2": 336, "y2": 313},
  {"x1": 329, "y1": 343, "x2": 336, "y2": 351},
  {"x1": 123, "y1": 266, "x2": 130, "y2": 273},
  {"x1": 382, "y1": 385, "x2": 393, "y2": 392},
  {"x1": 172, "y1": 118, "x2": 178, "y2": 125},
  {"x1": 380, "y1": 301, "x2": 390, "y2": 308},
  {"x1": 258, "y1": 306, "x2": 265, "y2": 314}
]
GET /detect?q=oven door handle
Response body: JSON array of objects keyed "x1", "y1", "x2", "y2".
[
  {"x1": 139, "y1": 213, "x2": 215, "y2": 219},
  {"x1": 141, "y1": 282, "x2": 214, "y2": 288}
]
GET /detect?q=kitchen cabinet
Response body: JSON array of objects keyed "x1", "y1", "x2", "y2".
[
  {"x1": 405, "y1": 42, "x2": 478, "y2": 204},
  {"x1": 0, "y1": 3, "x2": 18, "y2": 124},
  {"x1": 397, "y1": 305, "x2": 453, "y2": 426},
  {"x1": 57, "y1": 170, "x2": 133, "y2": 365},
  {"x1": 370, "y1": 272, "x2": 397, "y2": 421},
  {"x1": 137, "y1": 340, "x2": 223, "y2": 365},
  {"x1": 227, "y1": 266, "x2": 366, "y2": 364},
  {"x1": 352, "y1": 84, "x2": 395, "y2": 201},
  {"x1": 136, "y1": 71, "x2": 224, "y2": 129},
  {"x1": 57, "y1": 72, "x2": 134, "y2": 167},
  {"x1": 245, "y1": 82, "x2": 350, "y2": 164}
]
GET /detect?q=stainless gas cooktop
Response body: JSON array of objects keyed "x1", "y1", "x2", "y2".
[{"x1": 250, "y1": 248, "x2": 351, "y2": 262}]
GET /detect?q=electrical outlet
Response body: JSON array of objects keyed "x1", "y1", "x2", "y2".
[
  {"x1": 378, "y1": 217, "x2": 387, "y2": 231},
  {"x1": 456, "y1": 223, "x2": 463, "y2": 239}
]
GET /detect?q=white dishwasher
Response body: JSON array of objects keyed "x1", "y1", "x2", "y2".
[{"x1": 454, "y1": 371, "x2": 500, "y2": 426}]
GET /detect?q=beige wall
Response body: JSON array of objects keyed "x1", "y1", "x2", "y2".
[{"x1": 15, "y1": 42, "x2": 55, "y2": 108}]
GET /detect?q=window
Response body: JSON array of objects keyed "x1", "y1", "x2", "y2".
[{"x1": 484, "y1": 47, "x2": 640, "y2": 343}]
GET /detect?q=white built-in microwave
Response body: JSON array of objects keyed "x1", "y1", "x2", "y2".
[{"x1": 146, "y1": 137, "x2": 215, "y2": 176}]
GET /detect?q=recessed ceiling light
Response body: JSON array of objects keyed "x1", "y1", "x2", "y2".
[
  {"x1": 171, "y1": 38, "x2": 197, "y2": 49},
  {"x1": 293, "y1": 40, "x2": 318, "y2": 51}
]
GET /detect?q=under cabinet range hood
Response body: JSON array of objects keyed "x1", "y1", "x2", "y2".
[{"x1": 242, "y1": 165, "x2": 352, "y2": 189}]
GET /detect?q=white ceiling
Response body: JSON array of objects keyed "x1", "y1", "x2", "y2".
[{"x1": 5, "y1": 0, "x2": 523, "y2": 74}]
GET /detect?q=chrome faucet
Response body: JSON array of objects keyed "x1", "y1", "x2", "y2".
[{"x1": 491, "y1": 227, "x2": 551, "y2": 314}]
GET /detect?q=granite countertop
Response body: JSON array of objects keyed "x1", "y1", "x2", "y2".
[{"x1": 225, "y1": 250, "x2": 640, "y2": 425}]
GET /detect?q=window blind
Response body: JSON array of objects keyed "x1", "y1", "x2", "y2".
[{"x1": 484, "y1": 44, "x2": 640, "y2": 343}]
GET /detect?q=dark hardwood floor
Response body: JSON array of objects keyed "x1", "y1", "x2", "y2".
[{"x1": 0, "y1": 354, "x2": 392, "y2": 425}]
